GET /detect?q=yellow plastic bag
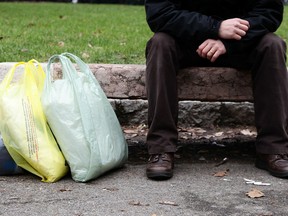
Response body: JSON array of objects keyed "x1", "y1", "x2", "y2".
[{"x1": 0, "y1": 60, "x2": 68, "y2": 182}]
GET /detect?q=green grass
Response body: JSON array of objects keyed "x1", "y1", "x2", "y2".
[
  {"x1": 0, "y1": 2, "x2": 287, "y2": 64},
  {"x1": 0, "y1": 2, "x2": 152, "y2": 64},
  {"x1": 276, "y1": 6, "x2": 288, "y2": 43}
]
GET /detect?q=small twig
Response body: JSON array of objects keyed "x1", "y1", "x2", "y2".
[{"x1": 215, "y1": 157, "x2": 228, "y2": 167}]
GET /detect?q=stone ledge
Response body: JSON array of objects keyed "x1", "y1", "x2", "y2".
[
  {"x1": 0, "y1": 63, "x2": 254, "y2": 128},
  {"x1": 0, "y1": 62, "x2": 257, "y2": 149},
  {"x1": 0, "y1": 63, "x2": 253, "y2": 101},
  {"x1": 109, "y1": 99, "x2": 255, "y2": 128},
  {"x1": 90, "y1": 64, "x2": 253, "y2": 101}
]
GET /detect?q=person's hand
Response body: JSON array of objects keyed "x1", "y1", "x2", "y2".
[
  {"x1": 219, "y1": 18, "x2": 250, "y2": 40},
  {"x1": 197, "y1": 39, "x2": 226, "y2": 62}
]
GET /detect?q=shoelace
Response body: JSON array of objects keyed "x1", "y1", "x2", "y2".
[{"x1": 148, "y1": 154, "x2": 172, "y2": 163}]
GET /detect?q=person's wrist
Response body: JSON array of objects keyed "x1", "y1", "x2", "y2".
[{"x1": 211, "y1": 20, "x2": 221, "y2": 39}]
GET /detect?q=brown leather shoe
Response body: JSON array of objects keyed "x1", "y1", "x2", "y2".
[
  {"x1": 146, "y1": 153, "x2": 174, "y2": 180},
  {"x1": 255, "y1": 154, "x2": 288, "y2": 178}
]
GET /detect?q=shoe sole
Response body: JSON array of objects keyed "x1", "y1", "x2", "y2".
[
  {"x1": 146, "y1": 171, "x2": 173, "y2": 180},
  {"x1": 255, "y1": 159, "x2": 288, "y2": 178}
]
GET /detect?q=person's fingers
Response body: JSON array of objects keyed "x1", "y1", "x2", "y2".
[
  {"x1": 238, "y1": 19, "x2": 250, "y2": 27},
  {"x1": 210, "y1": 50, "x2": 222, "y2": 62},
  {"x1": 197, "y1": 40, "x2": 210, "y2": 55},
  {"x1": 236, "y1": 23, "x2": 249, "y2": 33},
  {"x1": 201, "y1": 44, "x2": 213, "y2": 57},
  {"x1": 197, "y1": 40, "x2": 226, "y2": 61},
  {"x1": 206, "y1": 47, "x2": 217, "y2": 60},
  {"x1": 219, "y1": 18, "x2": 250, "y2": 40},
  {"x1": 232, "y1": 33, "x2": 242, "y2": 40},
  {"x1": 235, "y1": 28, "x2": 247, "y2": 37}
]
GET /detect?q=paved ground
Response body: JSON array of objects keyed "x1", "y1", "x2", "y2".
[{"x1": 1, "y1": 145, "x2": 287, "y2": 216}]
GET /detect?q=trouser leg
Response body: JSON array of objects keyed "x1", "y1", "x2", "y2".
[
  {"x1": 145, "y1": 31, "x2": 288, "y2": 155},
  {"x1": 251, "y1": 33, "x2": 288, "y2": 154},
  {"x1": 145, "y1": 33, "x2": 180, "y2": 154}
]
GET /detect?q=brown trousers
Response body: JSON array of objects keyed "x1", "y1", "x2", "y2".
[{"x1": 145, "y1": 32, "x2": 288, "y2": 155}]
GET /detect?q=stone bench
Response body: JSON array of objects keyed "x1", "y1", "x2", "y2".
[
  {"x1": 88, "y1": 64, "x2": 255, "y2": 129},
  {"x1": 90, "y1": 64, "x2": 253, "y2": 101},
  {"x1": 0, "y1": 62, "x2": 258, "y2": 149},
  {"x1": 82, "y1": 64, "x2": 257, "y2": 146},
  {"x1": 0, "y1": 63, "x2": 255, "y2": 129}
]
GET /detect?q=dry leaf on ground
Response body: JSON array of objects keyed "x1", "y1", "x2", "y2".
[
  {"x1": 102, "y1": 187, "x2": 119, "y2": 192},
  {"x1": 158, "y1": 201, "x2": 179, "y2": 206},
  {"x1": 240, "y1": 129, "x2": 257, "y2": 136},
  {"x1": 214, "y1": 132, "x2": 224, "y2": 137},
  {"x1": 246, "y1": 188, "x2": 265, "y2": 198},
  {"x1": 59, "y1": 188, "x2": 72, "y2": 192},
  {"x1": 58, "y1": 41, "x2": 65, "y2": 47},
  {"x1": 124, "y1": 129, "x2": 138, "y2": 134},
  {"x1": 82, "y1": 52, "x2": 90, "y2": 59},
  {"x1": 128, "y1": 200, "x2": 149, "y2": 206},
  {"x1": 213, "y1": 169, "x2": 229, "y2": 177}
]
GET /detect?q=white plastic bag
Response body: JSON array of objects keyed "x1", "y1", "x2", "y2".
[{"x1": 42, "y1": 53, "x2": 128, "y2": 182}]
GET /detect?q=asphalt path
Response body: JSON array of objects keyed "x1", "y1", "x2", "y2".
[{"x1": 1, "y1": 149, "x2": 288, "y2": 216}]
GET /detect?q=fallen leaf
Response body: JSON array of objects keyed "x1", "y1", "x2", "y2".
[
  {"x1": 246, "y1": 188, "x2": 265, "y2": 198},
  {"x1": 158, "y1": 201, "x2": 178, "y2": 206},
  {"x1": 178, "y1": 127, "x2": 188, "y2": 132},
  {"x1": 128, "y1": 200, "x2": 149, "y2": 206},
  {"x1": 137, "y1": 124, "x2": 147, "y2": 130},
  {"x1": 82, "y1": 52, "x2": 90, "y2": 59},
  {"x1": 240, "y1": 129, "x2": 257, "y2": 136},
  {"x1": 199, "y1": 156, "x2": 206, "y2": 161},
  {"x1": 124, "y1": 129, "x2": 138, "y2": 134},
  {"x1": 189, "y1": 127, "x2": 207, "y2": 134},
  {"x1": 21, "y1": 48, "x2": 29, "y2": 52},
  {"x1": 213, "y1": 169, "x2": 229, "y2": 177},
  {"x1": 58, "y1": 41, "x2": 65, "y2": 47},
  {"x1": 9, "y1": 197, "x2": 20, "y2": 200},
  {"x1": 59, "y1": 188, "x2": 72, "y2": 192},
  {"x1": 129, "y1": 201, "x2": 141, "y2": 206},
  {"x1": 102, "y1": 187, "x2": 119, "y2": 192},
  {"x1": 214, "y1": 132, "x2": 224, "y2": 137}
]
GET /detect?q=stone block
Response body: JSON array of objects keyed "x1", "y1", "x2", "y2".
[{"x1": 0, "y1": 62, "x2": 255, "y2": 128}]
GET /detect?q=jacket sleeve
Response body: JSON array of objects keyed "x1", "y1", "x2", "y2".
[
  {"x1": 223, "y1": 0, "x2": 283, "y2": 53},
  {"x1": 243, "y1": 0, "x2": 283, "y2": 41},
  {"x1": 145, "y1": 0, "x2": 221, "y2": 42}
]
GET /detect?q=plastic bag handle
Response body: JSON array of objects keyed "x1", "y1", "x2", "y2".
[
  {"x1": 0, "y1": 62, "x2": 25, "y2": 91},
  {"x1": 27, "y1": 59, "x2": 46, "y2": 91},
  {"x1": 46, "y1": 55, "x2": 78, "y2": 85},
  {"x1": 60, "y1": 52, "x2": 101, "y2": 86},
  {"x1": 45, "y1": 53, "x2": 103, "y2": 90},
  {"x1": 0, "y1": 60, "x2": 45, "y2": 93},
  {"x1": 60, "y1": 53, "x2": 90, "y2": 75}
]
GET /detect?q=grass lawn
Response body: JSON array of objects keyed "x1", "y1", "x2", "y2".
[
  {"x1": 0, "y1": 2, "x2": 287, "y2": 64},
  {"x1": 0, "y1": 2, "x2": 152, "y2": 64}
]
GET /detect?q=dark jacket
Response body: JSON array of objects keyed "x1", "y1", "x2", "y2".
[{"x1": 145, "y1": 0, "x2": 283, "y2": 53}]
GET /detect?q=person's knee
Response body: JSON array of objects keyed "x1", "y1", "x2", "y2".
[
  {"x1": 258, "y1": 33, "x2": 286, "y2": 53},
  {"x1": 147, "y1": 32, "x2": 177, "y2": 51}
]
